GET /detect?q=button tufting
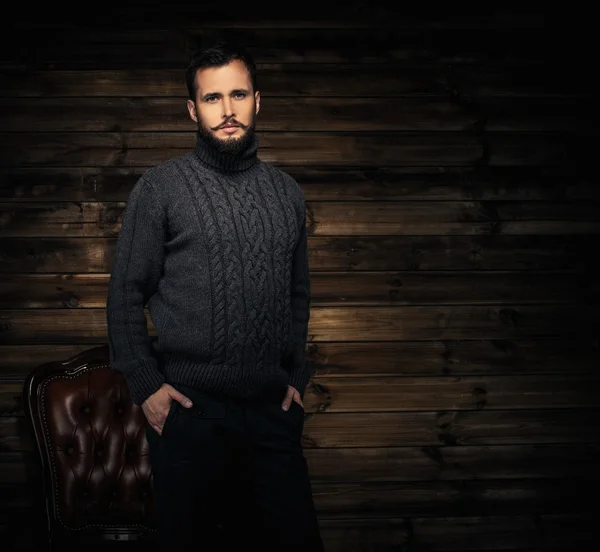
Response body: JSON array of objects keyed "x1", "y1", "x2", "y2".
[{"x1": 82, "y1": 405, "x2": 91, "y2": 414}]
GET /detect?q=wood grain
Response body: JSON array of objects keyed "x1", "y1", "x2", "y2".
[
  {"x1": 0, "y1": 304, "x2": 595, "y2": 344},
  {"x1": 2, "y1": 375, "x2": 600, "y2": 415},
  {"x1": 0, "y1": 97, "x2": 478, "y2": 132},
  {"x1": 0, "y1": 235, "x2": 590, "y2": 272},
  {"x1": 3, "y1": 338, "x2": 598, "y2": 378},
  {"x1": 2, "y1": 200, "x2": 599, "y2": 237},
  {"x1": 0, "y1": 65, "x2": 594, "y2": 99},
  {"x1": 0, "y1": 131, "x2": 484, "y2": 167},
  {"x1": 2, "y1": 408, "x2": 599, "y2": 452},
  {"x1": 2, "y1": 166, "x2": 597, "y2": 202},
  {"x1": 0, "y1": 270, "x2": 595, "y2": 308},
  {"x1": 2, "y1": 96, "x2": 592, "y2": 133},
  {"x1": 5, "y1": 444, "x2": 598, "y2": 483},
  {"x1": 1, "y1": 131, "x2": 589, "y2": 167}
]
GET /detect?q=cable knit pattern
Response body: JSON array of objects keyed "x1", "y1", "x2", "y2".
[
  {"x1": 180, "y1": 166, "x2": 229, "y2": 365},
  {"x1": 265, "y1": 167, "x2": 298, "y2": 353},
  {"x1": 106, "y1": 132, "x2": 311, "y2": 405},
  {"x1": 227, "y1": 175, "x2": 271, "y2": 371},
  {"x1": 255, "y1": 167, "x2": 291, "y2": 363}
]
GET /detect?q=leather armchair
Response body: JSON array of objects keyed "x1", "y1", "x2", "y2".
[{"x1": 22, "y1": 345, "x2": 158, "y2": 550}]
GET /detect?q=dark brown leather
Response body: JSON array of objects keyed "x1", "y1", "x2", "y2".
[{"x1": 23, "y1": 344, "x2": 157, "y2": 543}]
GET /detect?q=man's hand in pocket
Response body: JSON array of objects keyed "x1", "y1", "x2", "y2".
[{"x1": 142, "y1": 384, "x2": 193, "y2": 434}]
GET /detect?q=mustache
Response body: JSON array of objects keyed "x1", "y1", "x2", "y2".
[{"x1": 212, "y1": 119, "x2": 248, "y2": 130}]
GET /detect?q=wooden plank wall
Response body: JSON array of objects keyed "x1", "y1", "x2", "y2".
[{"x1": 1, "y1": 5, "x2": 598, "y2": 551}]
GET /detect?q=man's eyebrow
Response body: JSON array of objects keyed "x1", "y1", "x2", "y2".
[{"x1": 200, "y1": 88, "x2": 250, "y2": 100}]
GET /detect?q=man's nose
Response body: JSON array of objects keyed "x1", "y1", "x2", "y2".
[{"x1": 222, "y1": 97, "x2": 234, "y2": 118}]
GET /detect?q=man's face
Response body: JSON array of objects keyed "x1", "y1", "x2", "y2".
[{"x1": 187, "y1": 59, "x2": 260, "y2": 154}]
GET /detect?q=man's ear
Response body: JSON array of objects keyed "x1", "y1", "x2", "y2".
[
  {"x1": 255, "y1": 91, "x2": 260, "y2": 114},
  {"x1": 187, "y1": 99, "x2": 198, "y2": 122}
]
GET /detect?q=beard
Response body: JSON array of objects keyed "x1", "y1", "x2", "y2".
[{"x1": 195, "y1": 110, "x2": 257, "y2": 156}]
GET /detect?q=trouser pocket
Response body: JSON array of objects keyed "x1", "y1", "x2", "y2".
[{"x1": 161, "y1": 399, "x2": 178, "y2": 438}]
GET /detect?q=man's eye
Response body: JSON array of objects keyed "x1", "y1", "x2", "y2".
[
  {"x1": 234, "y1": 93, "x2": 246, "y2": 99},
  {"x1": 206, "y1": 96, "x2": 217, "y2": 102}
]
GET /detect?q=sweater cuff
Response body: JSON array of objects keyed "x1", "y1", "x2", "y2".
[
  {"x1": 288, "y1": 350, "x2": 312, "y2": 400},
  {"x1": 112, "y1": 357, "x2": 165, "y2": 406}
]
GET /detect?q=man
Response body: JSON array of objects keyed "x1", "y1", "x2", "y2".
[{"x1": 106, "y1": 40, "x2": 323, "y2": 551}]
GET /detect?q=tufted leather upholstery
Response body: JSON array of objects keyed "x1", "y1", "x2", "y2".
[{"x1": 23, "y1": 344, "x2": 157, "y2": 547}]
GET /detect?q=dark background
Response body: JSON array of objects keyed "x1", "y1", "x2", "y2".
[{"x1": 1, "y1": 4, "x2": 598, "y2": 550}]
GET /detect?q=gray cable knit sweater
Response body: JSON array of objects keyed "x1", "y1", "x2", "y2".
[{"x1": 106, "y1": 132, "x2": 311, "y2": 405}]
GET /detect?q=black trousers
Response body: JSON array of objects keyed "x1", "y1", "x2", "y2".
[{"x1": 145, "y1": 383, "x2": 324, "y2": 552}]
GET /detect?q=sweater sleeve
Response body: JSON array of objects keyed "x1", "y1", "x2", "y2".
[
  {"x1": 286, "y1": 212, "x2": 312, "y2": 399},
  {"x1": 106, "y1": 177, "x2": 166, "y2": 405}
]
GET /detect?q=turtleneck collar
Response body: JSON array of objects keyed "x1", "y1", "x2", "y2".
[{"x1": 194, "y1": 130, "x2": 260, "y2": 173}]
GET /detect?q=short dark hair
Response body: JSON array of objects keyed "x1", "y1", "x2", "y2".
[{"x1": 185, "y1": 40, "x2": 258, "y2": 101}]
